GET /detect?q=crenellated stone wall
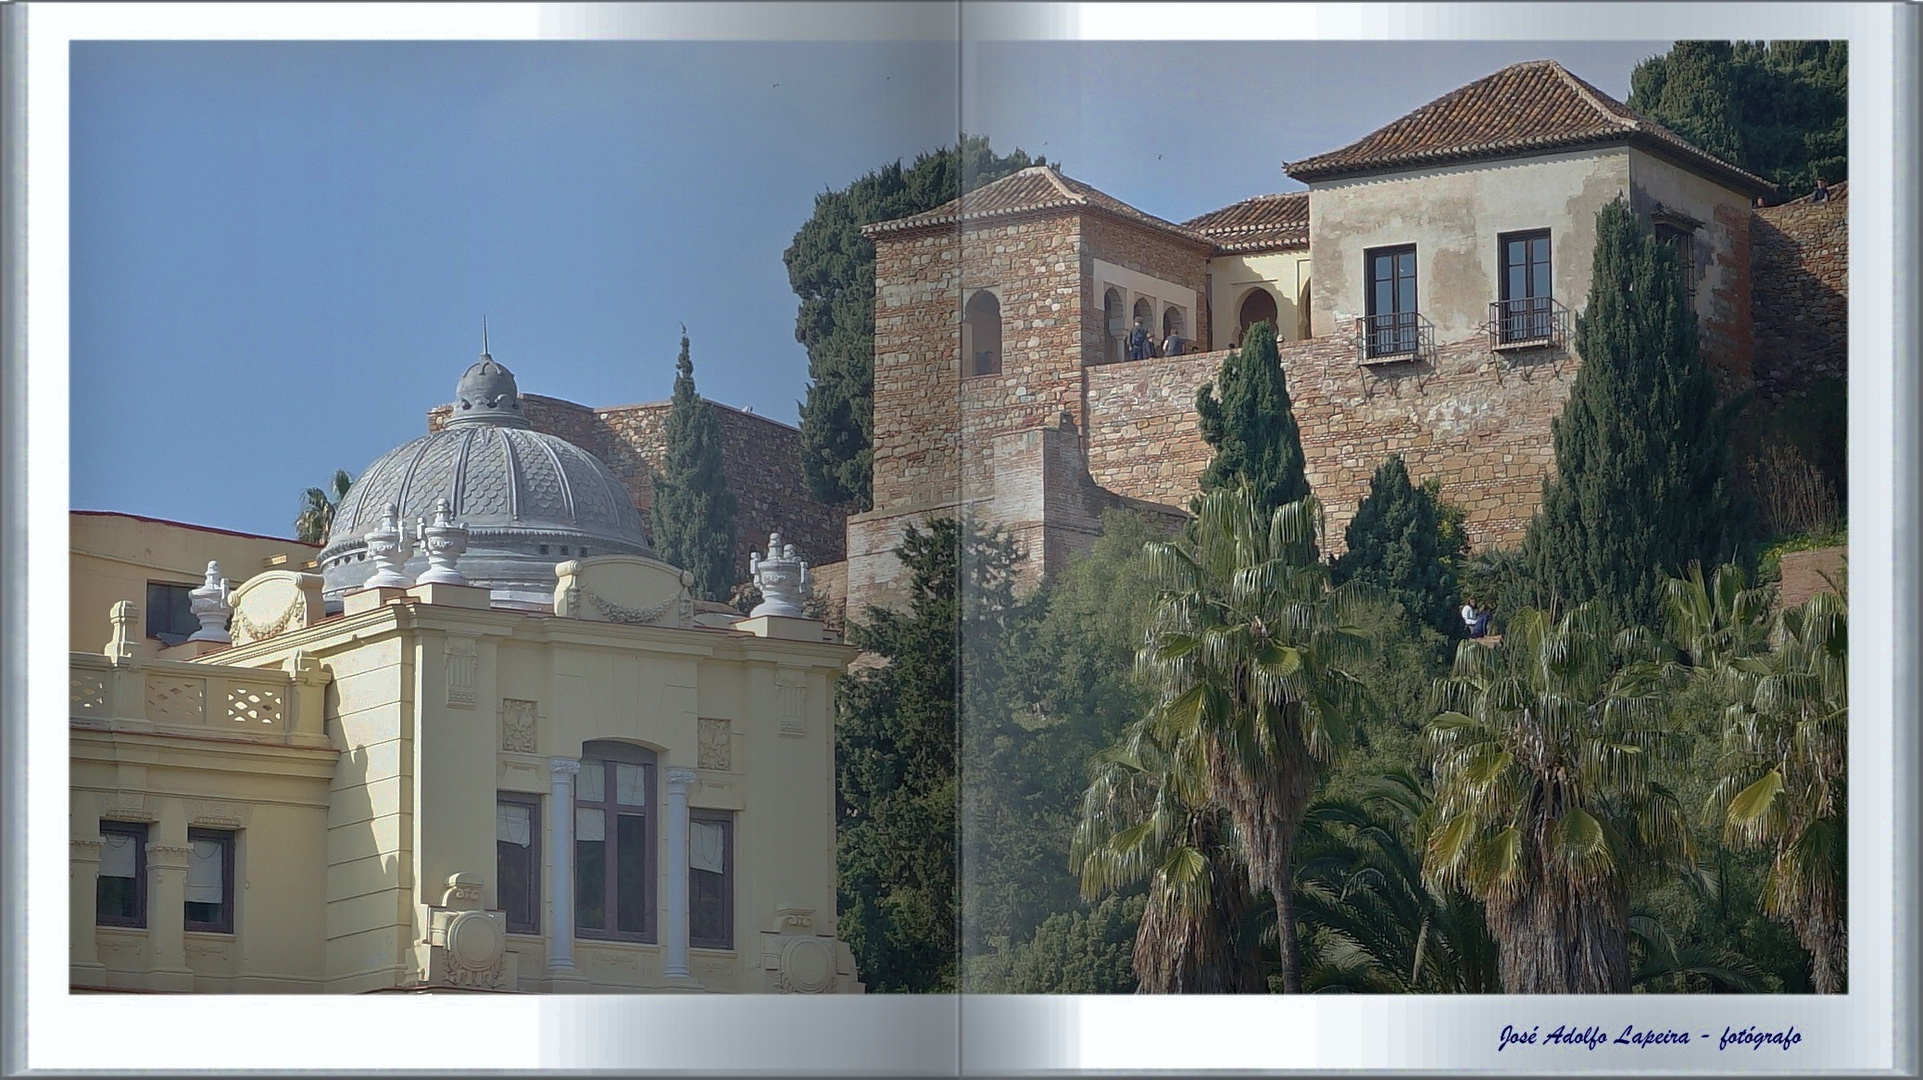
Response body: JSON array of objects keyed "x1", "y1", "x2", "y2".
[{"x1": 429, "y1": 395, "x2": 846, "y2": 581}]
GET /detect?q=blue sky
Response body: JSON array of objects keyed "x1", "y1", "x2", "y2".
[{"x1": 70, "y1": 39, "x2": 1666, "y2": 538}]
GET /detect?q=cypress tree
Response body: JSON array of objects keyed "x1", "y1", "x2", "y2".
[
  {"x1": 1193, "y1": 320, "x2": 1311, "y2": 517},
  {"x1": 1521, "y1": 198, "x2": 1747, "y2": 627},
  {"x1": 786, "y1": 137, "x2": 1044, "y2": 511},
  {"x1": 1334, "y1": 455, "x2": 1465, "y2": 638},
  {"x1": 649, "y1": 328, "x2": 739, "y2": 602}
]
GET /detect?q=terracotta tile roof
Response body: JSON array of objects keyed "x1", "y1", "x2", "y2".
[
  {"x1": 1183, "y1": 192, "x2": 1310, "y2": 253},
  {"x1": 1284, "y1": 60, "x2": 1774, "y2": 197},
  {"x1": 862, "y1": 166, "x2": 1214, "y2": 246}
]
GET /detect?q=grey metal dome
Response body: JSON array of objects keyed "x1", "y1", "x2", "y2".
[{"x1": 319, "y1": 346, "x2": 652, "y2": 605}]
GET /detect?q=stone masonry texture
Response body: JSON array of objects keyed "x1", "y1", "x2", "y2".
[{"x1": 1751, "y1": 193, "x2": 1847, "y2": 403}]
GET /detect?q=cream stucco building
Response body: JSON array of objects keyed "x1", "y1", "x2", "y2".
[{"x1": 71, "y1": 351, "x2": 862, "y2": 994}]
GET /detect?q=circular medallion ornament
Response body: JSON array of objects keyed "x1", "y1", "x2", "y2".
[
  {"x1": 445, "y1": 910, "x2": 504, "y2": 972},
  {"x1": 780, "y1": 937, "x2": 835, "y2": 994}
]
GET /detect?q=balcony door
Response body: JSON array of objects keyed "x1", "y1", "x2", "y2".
[
  {"x1": 1365, "y1": 245, "x2": 1418, "y2": 357},
  {"x1": 1498, "y1": 231, "x2": 1552, "y2": 343}
]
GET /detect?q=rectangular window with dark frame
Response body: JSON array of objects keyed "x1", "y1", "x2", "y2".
[
  {"x1": 575, "y1": 743, "x2": 656, "y2": 943},
  {"x1": 184, "y1": 828, "x2": 235, "y2": 934},
  {"x1": 1498, "y1": 230, "x2": 1553, "y2": 343},
  {"x1": 96, "y1": 821, "x2": 147, "y2": 928},
  {"x1": 1364, "y1": 244, "x2": 1419, "y2": 357},
  {"x1": 689, "y1": 811, "x2": 734, "y2": 950},
  {"x1": 496, "y1": 795, "x2": 541, "y2": 935},
  {"x1": 1655, "y1": 222, "x2": 1697, "y2": 306},
  {"x1": 145, "y1": 582, "x2": 199, "y2": 646}
]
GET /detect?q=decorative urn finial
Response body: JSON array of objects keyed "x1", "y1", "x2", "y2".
[
  {"x1": 749, "y1": 531, "x2": 812, "y2": 618},
  {"x1": 187, "y1": 560, "x2": 233, "y2": 642},
  {"x1": 364, "y1": 502, "x2": 416, "y2": 588},
  {"x1": 414, "y1": 497, "x2": 471, "y2": 585}
]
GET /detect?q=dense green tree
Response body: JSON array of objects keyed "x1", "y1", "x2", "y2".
[
  {"x1": 294, "y1": 469, "x2": 354, "y2": 543},
  {"x1": 836, "y1": 518, "x2": 1021, "y2": 992},
  {"x1": 1521, "y1": 198, "x2": 1747, "y2": 627},
  {"x1": 649, "y1": 330, "x2": 739, "y2": 601},
  {"x1": 1136, "y1": 485, "x2": 1373, "y2": 992},
  {"x1": 1706, "y1": 587, "x2": 1848, "y2": 992},
  {"x1": 1073, "y1": 717, "x2": 1267, "y2": 993},
  {"x1": 1294, "y1": 772, "x2": 1501, "y2": 994},
  {"x1": 1194, "y1": 322, "x2": 1312, "y2": 520},
  {"x1": 966, "y1": 895, "x2": 1144, "y2": 994},
  {"x1": 1425, "y1": 602, "x2": 1695, "y2": 993},
  {"x1": 1334, "y1": 456, "x2": 1466, "y2": 639},
  {"x1": 962, "y1": 512, "x2": 1162, "y2": 965},
  {"x1": 785, "y1": 137, "x2": 1044, "y2": 510},
  {"x1": 1630, "y1": 41, "x2": 1848, "y2": 195}
]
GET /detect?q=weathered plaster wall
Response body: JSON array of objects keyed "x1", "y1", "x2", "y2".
[
  {"x1": 1207, "y1": 250, "x2": 1312, "y2": 346},
  {"x1": 1628, "y1": 147, "x2": 1757, "y2": 380},
  {"x1": 1307, "y1": 148, "x2": 1629, "y2": 343}
]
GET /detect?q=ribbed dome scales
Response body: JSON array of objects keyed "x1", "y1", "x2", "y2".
[{"x1": 319, "y1": 344, "x2": 654, "y2": 604}]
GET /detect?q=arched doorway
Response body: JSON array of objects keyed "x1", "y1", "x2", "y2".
[
  {"x1": 1161, "y1": 306, "x2": 1186, "y2": 352},
  {"x1": 963, "y1": 290, "x2": 1002, "y2": 376},
  {"x1": 1237, "y1": 287, "x2": 1278, "y2": 344},
  {"x1": 1103, "y1": 288, "x2": 1125, "y2": 364}
]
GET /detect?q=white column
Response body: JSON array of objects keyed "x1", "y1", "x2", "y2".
[
  {"x1": 547, "y1": 757, "x2": 580, "y2": 972},
  {"x1": 662, "y1": 768, "x2": 696, "y2": 980}
]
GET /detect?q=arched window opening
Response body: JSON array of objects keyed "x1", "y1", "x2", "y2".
[
  {"x1": 963, "y1": 290, "x2": 1003, "y2": 377},
  {"x1": 1127, "y1": 297, "x2": 1156, "y2": 360},
  {"x1": 1238, "y1": 287, "x2": 1278, "y2": 345},
  {"x1": 1103, "y1": 288, "x2": 1125, "y2": 364},
  {"x1": 1161, "y1": 307, "x2": 1187, "y2": 355},
  {"x1": 575, "y1": 740, "x2": 657, "y2": 942},
  {"x1": 1296, "y1": 277, "x2": 1313, "y2": 340}
]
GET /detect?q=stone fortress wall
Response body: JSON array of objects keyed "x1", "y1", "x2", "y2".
[{"x1": 1750, "y1": 185, "x2": 1848, "y2": 403}]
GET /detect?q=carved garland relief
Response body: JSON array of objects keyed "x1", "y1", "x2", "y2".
[
  {"x1": 697, "y1": 718, "x2": 732, "y2": 770},
  {"x1": 500, "y1": 698, "x2": 539, "y2": 753}
]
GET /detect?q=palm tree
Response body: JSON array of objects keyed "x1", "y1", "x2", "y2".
[
  {"x1": 1661, "y1": 561, "x2": 1775, "y2": 674},
  {"x1": 1072, "y1": 719, "x2": 1265, "y2": 993},
  {"x1": 1293, "y1": 771, "x2": 1501, "y2": 994},
  {"x1": 1135, "y1": 485, "x2": 1373, "y2": 992},
  {"x1": 1706, "y1": 588, "x2": 1848, "y2": 992},
  {"x1": 294, "y1": 469, "x2": 354, "y2": 543},
  {"x1": 1424, "y1": 601, "x2": 1695, "y2": 993}
]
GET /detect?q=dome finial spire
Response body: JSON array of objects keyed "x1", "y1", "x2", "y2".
[{"x1": 481, "y1": 316, "x2": 490, "y2": 358}]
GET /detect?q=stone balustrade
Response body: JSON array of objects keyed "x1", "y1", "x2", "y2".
[{"x1": 69, "y1": 651, "x2": 329, "y2": 749}]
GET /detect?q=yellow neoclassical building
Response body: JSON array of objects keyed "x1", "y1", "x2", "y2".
[{"x1": 70, "y1": 348, "x2": 862, "y2": 994}]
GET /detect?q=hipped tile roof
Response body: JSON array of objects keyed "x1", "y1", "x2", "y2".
[
  {"x1": 1183, "y1": 192, "x2": 1310, "y2": 253},
  {"x1": 862, "y1": 166, "x2": 1215, "y2": 247},
  {"x1": 1284, "y1": 59, "x2": 1774, "y2": 197}
]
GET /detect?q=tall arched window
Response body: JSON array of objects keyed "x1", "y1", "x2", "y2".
[
  {"x1": 1238, "y1": 287, "x2": 1278, "y2": 344},
  {"x1": 576, "y1": 740, "x2": 657, "y2": 942},
  {"x1": 1103, "y1": 288, "x2": 1125, "y2": 364},
  {"x1": 963, "y1": 290, "x2": 1002, "y2": 377},
  {"x1": 1162, "y1": 306, "x2": 1186, "y2": 340},
  {"x1": 1132, "y1": 296, "x2": 1154, "y2": 330}
]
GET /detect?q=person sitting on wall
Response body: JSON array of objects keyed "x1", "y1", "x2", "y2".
[
  {"x1": 1811, "y1": 177, "x2": 1831, "y2": 203},
  {"x1": 1460, "y1": 598, "x2": 1490, "y2": 639},
  {"x1": 1162, "y1": 329, "x2": 1186, "y2": 357}
]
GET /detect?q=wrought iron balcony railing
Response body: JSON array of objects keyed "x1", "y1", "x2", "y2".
[
  {"x1": 1356, "y1": 311, "x2": 1433, "y2": 364},
  {"x1": 1487, "y1": 297, "x2": 1570, "y2": 350}
]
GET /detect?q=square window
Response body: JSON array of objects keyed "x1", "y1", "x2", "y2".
[
  {"x1": 184, "y1": 829, "x2": 235, "y2": 934},
  {"x1": 145, "y1": 582, "x2": 198, "y2": 645},
  {"x1": 96, "y1": 821, "x2": 147, "y2": 928}
]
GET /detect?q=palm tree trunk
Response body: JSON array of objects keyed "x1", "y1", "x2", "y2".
[
  {"x1": 1796, "y1": 900, "x2": 1847, "y2": 993},
  {"x1": 1272, "y1": 842, "x2": 1302, "y2": 993},
  {"x1": 1491, "y1": 874, "x2": 1630, "y2": 993}
]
